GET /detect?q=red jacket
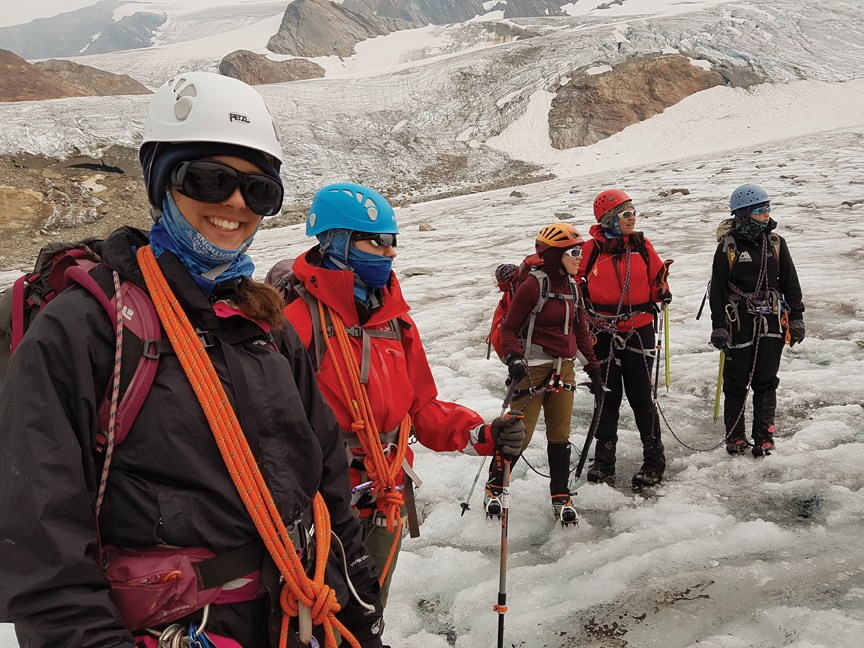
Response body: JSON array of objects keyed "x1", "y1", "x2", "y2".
[
  {"x1": 577, "y1": 225, "x2": 666, "y2": 332},
  {"x1": 499, "y1": 269, "x2": 599, "y2": 373},
  {"x1": 284, "y1": 248, "x2": 492, "y2": 511}
]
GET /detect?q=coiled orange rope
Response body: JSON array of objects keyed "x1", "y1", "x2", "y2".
[
  {"x1": 317, "y1": 300, "x2": 410, "y2": 584},
  {"x1": 137, "y1": 246, "x2": 358, "y2": 648}
]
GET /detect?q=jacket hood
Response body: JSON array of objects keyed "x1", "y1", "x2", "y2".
[{"x1": 292, "y1": 246, "x2": 409, "y2": 327}]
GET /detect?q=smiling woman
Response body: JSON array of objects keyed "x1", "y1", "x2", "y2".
[{"x1": 0, "y1": 72, "x2": 385, "y2": 648}]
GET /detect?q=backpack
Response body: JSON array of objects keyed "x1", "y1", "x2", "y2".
[
  {"x1": 0, "y1": 240, "x2": 161, "y2": 453},
  {"x1": 265, "y1": 258, "x2": 402, "y2": 379},
  {"x1": 486, "y1": 254, "x2": 576, "y2": 362}
]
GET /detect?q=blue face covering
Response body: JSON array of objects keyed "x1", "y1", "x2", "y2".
[
  {"x1": 601, "y1": 213, "x2": 623, "y2": 239},
  {"x1": 149, "y1": 191, "x2": 259, "y2": 294},
  {"x1": 319, "y1": 230, "x2": 393, "y2": 303}
]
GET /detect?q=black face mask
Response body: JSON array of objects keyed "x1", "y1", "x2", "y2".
[{"x1": 734, "y1": 215, "x2": 770, "y2": 238}]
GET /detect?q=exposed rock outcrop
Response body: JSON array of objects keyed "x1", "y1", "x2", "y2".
[
  {"x1": 0, "y1": 49, "x2": 87, "y2": 102},
  {"x1": 503, "y1": 0, "x2": 566, "y2": 18},
  {"x1": 34, "y1": 60, "x2": 151, "y2": 96},
  {"x1": 219, "y1": 50, "x2": 325, "y2": 85},
  {"x1": 0, "y1": 50, "x2": 150, "y2": 102},
  {"x1": 268, "y1": 0, "x2": 416, "y2": 58},
  {"x1": 343, "y1": 0, "x2": 484, "y2": 24},
  {"x1": 0, "y1": 0, "x2": 165, "y2": 59},
  {"x1": 548, "y1": 55, "x2": 726, "y2": 149}
]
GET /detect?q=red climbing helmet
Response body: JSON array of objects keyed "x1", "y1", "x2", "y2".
[{"x1": 593, "y1": 188, "x2": 631, "y2": 221}]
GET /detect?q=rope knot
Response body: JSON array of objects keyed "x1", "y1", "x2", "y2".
[{"x1": 351, "y1": 421, "x2": 366, "y2": 434}]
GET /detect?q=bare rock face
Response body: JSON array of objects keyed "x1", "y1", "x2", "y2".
[
  {"x1": 34, "y1": 60, "x2": 151, "y2": 96},
  {"x1": 219, "y1": 50, "x2": 325, "y2": 85},
  {"x1": 343, "y1": 0, "x2": 484, "y2": 24},
  {"x1": 268, "y1": 0, "x2": 415, "y2": 58},
  {"x1": 0, "y1": 49, "x2": 87, "y2": 102},
  {"x1": 503, "y1": 0, "x2": 566, "y2": 18},
  {"x1": 549, "y1": 55, "x2": 725, "y2": 149}
]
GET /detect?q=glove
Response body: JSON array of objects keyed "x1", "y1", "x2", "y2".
[
  {"x1": 488, "y1": 412, "x2": 526, "y2": 457},
  {"x1": 657, "y1": 286, "x2": 672, "y2": 304},
  {"x1": 710, "y1": 328, "x2": 730, "y2": 350},
  {"x1": 586, "y1": 369, "x2": 605, "y2": 395},
  {"x1": 789, "y1": 319, "x2": 805, "y2": 346},
  {"x1": 505, "y1": 354, "x2": 529, "y2": 383}
]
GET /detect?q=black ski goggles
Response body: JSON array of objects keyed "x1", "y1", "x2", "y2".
[
  {"x1": 170, "y1": 160, "x2": 284, "y2": 217},
  {"x1": 353, "y1": 232, "x2": 398, "y2": 248}
]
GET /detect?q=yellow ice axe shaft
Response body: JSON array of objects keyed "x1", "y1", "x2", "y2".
[
  {"x1": 713, "y1": 351, "x2": 725, "y2": 422},
  {"x1": 663, "y1": 304, "x2": 670, "y2": 391}
]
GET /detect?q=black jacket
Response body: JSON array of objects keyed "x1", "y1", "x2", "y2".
[
  {"x1": 0, "y1": 227, "x2": 381, "y2": 647},
  {"x1": 709, "y1": 218, "x2": 804, "y2": 341}
]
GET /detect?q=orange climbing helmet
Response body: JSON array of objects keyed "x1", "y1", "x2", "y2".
[
  {"x1": 535, "y1": 222, "x2": 584, "y2": 252},
  {"x1": 593, "y1": 188, "x2": 632, "y2": 221}
]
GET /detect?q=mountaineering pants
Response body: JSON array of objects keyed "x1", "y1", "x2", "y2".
[
  {"x1": 723, "y1": 333, "x2": 784, "y2": 445},
  {"x1": 488, "y1": 360, "x2": 577, "y2": 497},
  {"x1": 361, "y1": 509, "x2": 405, "y2": 610},
  {"x1": 511, "y1": 360, "x2": 577, "y2": 447},
  {"x1": 592, "y1": 323, "x2": 665, "y2": 474}
]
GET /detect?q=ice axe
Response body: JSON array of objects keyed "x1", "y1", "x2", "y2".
[{"x1": 713, "y1": 350, "x2": 725, "y2": 422}]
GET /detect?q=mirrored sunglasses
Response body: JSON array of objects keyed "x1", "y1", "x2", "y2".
[
  {"x1": 170, "y1": 160, "x2": 284, "y2": 217},
  {"x1": 353, "y1": 232, "x2": 398, "y2": 248},
  {"x1": 563, "y1": 246, "x2": 583, "y2": 259},
  {"x1": 616, "y1": 210, "x2": 636, "y2": 220},
  {"x1": 751, "y1": 205, "x2": 771, "y2": 215}
]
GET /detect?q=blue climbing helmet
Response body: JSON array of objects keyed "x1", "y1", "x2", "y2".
[
  {"x1": 306, "y1": 182, "x2": 398, "y2": 236},
  {"x1": 729, "y1": 184, "x2": 770, "y2": 213}
]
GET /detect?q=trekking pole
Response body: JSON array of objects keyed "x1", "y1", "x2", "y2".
[
  {"x1": 713, "y1": 350, "x2": 725, "y2": 422},
  {"x1": 663, "y1": 304, "x2": 671, "y2": 392},
  {"x1": 574, "y1": 390, "x2": 606, "y2": 480},
  {"x1": 460, "y1": 380, "x2": 520, "y2": 516},
  {"x1": 494, "y1": 408, "x2": 524, "y2": 648}
]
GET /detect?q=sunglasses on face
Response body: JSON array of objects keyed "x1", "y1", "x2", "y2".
[
  {"x1": 563, "y1": 246, "x2": 583, "y2": 259},
  {"x1": 751, "y1": 205, "x2": 771, "y2": 215},
  {"x1": 170, "y1": 160, "x2": 284, "y2": 217},
  {"x1": 353, "y1": 232, "x2": 398, "y2": 248},
  {"x1": 616, "y1": 210, "x2": 636, "y2": 220}
]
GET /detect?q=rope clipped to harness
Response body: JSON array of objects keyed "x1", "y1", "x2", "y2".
[
  {"x1": 137, "y1": 246, "x2": 359, "y2": 648},
  {"x1": 318, "y1": 300, "x2": 410, "y2": 586}
]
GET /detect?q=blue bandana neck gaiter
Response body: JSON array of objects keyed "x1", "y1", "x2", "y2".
[
  {"x1": 319, "y1": 230, "x2": 393, "y2": 303},
  {"x1": 601, "y1": 213, "x2": 623, "y2": 239},
  {"x1": 150, "y1": 192, "x2": 258, "y2": 293},
  {"x1": 734, "y1": 216, "x2": 770, "y2": 239}
]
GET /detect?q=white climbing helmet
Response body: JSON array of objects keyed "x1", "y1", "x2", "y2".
[{"x1": 141, "y1": 72, "x2": 283, "y2": 163}]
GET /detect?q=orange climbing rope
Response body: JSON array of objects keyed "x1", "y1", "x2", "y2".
[
  {"x1": 137, "y1": 246, "x2": 359, "y2": 648},
  {"x1": 317, "y1": 300, "x2": 410, "y2": 585}
]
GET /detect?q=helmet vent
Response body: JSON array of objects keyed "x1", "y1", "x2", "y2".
[
  {"x1": 366, "y1": 198, "x2": 378, "y2": 221},
  {"x1": 174, "y1": 96, "x2": 194, "y2": 120},
  {"x1": 308, "y1": 212, "x2": 317, "y2": 228}
]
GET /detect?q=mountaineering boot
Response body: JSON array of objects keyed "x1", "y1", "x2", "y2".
[
  {"x1": 551, "y1": 494, "x2": 579, "y2": 527},
  {"x1": 751, "y1": 390, "x2": 777, "y2": 458},
  {"x1": 726, "y1": 438, "x2": 750, "y2": 454},
  {"x1": 547, "y1": 442, "x2": 572, "y2": 497},
  {"x1": 723, "y1": 388, "x2": 748, "y2": 451},
  {"x1": 586, "y1": 438, "x2": 616, "y2": 483},
  {"x1": 631, "y1": 471, "x2": 663, "y2": 489},
  {"x1": 484, "y1": 453, "x2": 506, "y2": 518}
]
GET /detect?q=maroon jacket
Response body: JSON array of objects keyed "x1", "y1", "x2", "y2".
[{"x1": 499, "y1": 268, "x2": 599, "y2": 373}]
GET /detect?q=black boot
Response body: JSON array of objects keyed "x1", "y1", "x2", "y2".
[
  {"x1": 547, "y1": 443, "x2": 578, "y2": 525},
  {"x1": 586, "y1": 439, "x2": 616, "y2": 483},
  {"x1": 723, "y1": 389, "x2": 748, "y2": 452},
  {"x1": 634, "y1": 407, "x2": 665, "y2": 482},
  {"x1": 751, "y1": 390, "x2": 777, "y2": 457}
]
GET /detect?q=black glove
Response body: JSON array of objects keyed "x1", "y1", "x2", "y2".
[
  {"x1": 586, "y1": 369, "x2": 605, "y2": 395},
  {"x1": 789, "y1": 319, "x2": 805, "y2": 346},
  {"x1": 488, "y1": 412, "x2": 526, "y2": 457},
  {"x1": 505, "y1": 354, "x2": 529, "y2": 383},
  {"x1": 710, "y1": 328, "x2": 730, "y2": 350},
  {"x1": 657, "y1": 286, "x2": 672, "y2": 304}
]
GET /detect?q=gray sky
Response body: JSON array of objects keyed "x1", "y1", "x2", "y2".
[{"x1": 0, "y1": 1, "x2": 103, "y2": 27}]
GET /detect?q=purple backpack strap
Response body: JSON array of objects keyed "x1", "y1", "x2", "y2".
[
  {"x1": 9, "y1": 275, "x2": 28, "y2": 352},
  {"x1": 64, "y1": 262, "x2": 161, "y2": 448}
]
